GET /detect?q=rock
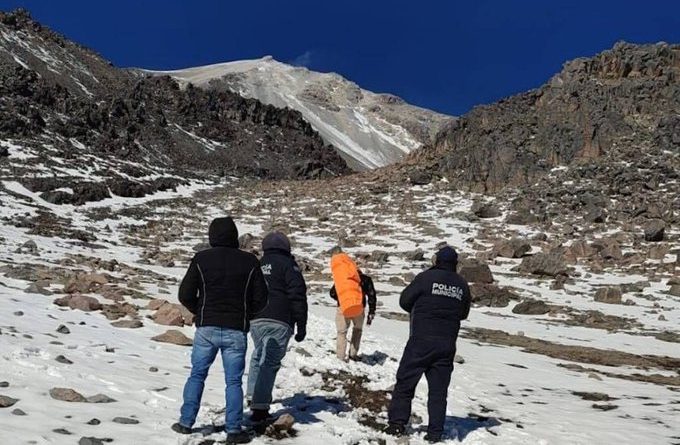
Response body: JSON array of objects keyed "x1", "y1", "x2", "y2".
[
  {"x1": 152, "y1": 330, "x2": 193, "y2": 346},
  {"x1": 458, "y1": 259, "x2": 494, "y2": 283},
  {"x1": 53, "y1": 428, "x2": 72, "y2": 435},
  {"x1": 0, "y1": 382, "x2": 8, "y2": 388},
  {"x1": 54, "y1": 295, "x2": 103, "y2": 312},
  {"x1": 471, "y1": 201, "x2": 501, "y2": 218},
  {"x1": 644, "y1": 219, "x2": 665, "y2": 242},
  {"x1": 594, "y1": 287, "x2": 623, "y2": 304},
  {"x1": 63, "y1": 273, "x2": 109, "y2": 294},
  {"x1": 404, "y1": 248, "x2": 425, "y2": 261},
  {"x1": 512, "y1": 299, "x2": 552, "y2": 315},
  {"x1": 111, "y1": 319, "x2": 143, "y2": 329},
  {"x1": 55, "y1": 355, "x2": 73, "y2": 364},
  {"x1": 0, "y1": 395, "x2": 18, "y2": 408},
  {"x1": 594, "y1": 239, "x2": 623, "y2": 261},
  {"x1": 505, "y1": 209, "x2": 538, "y2": 225},
  {"x1": 86, "y1": 394, "x2": 116, "y2": 403},
  {"x1": 238, "y1": 233, "x2": 255, "y2": 250},
  {"x1": 12, "y1": 408, "x2": 26, "y2": 415},
  {"x1": 15, "y1": 240, "x2": 38, "y2": 254},
  {"x1": 24, "y1": 283, "x2": 53, "y2": 295},
  {"x1": 470, "y1": 283, "x2": 519, "y2": 307},
  {"x1": 370, "y1": 250, "x2": 390, "y2": 264},
  {"x1": 113, "y1": 417, "x2": 139, "y2": 424},
  {"x1": 409, "y1": 171, "x2": 432, "y2": 186},
  {"x1": 668, "y1": 285, "x2": 680, "y2": 297},
  {"x1": 272, "y1": 413, "x2": 295, "y2": 431},
  {"x1": 492, "y1": 238, "x2": 531, "y2": 258},
  {"x1": 56, "y1": 324, "x2": 71, "y2": 334},
  {"x1": 87, "y1": 418, "x2": 101, "y2": 425},
  {"x1": 517, "y1": 251, "x2": 568, "y2": 277},
  {"x1": 49, "y1": 387, "x2": 86, "y2": 403},
  {"x1": 153, "y1": 302, "x2": 193, "y2": 326},
  {"x1": 454, "y1": 355, "x2": 465, "y2": 364},
  {"x1": 149, "y1": 367, "x2": 159, "y2": 372},
  {"x1": 584, "y1": 207, "x2": 607, "y2": 223},
  {"x1": 79, "y1": 438, "x2": 108, "y2": 445}
]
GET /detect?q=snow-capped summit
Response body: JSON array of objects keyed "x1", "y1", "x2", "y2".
[{"x1": 150, "y1": 56, "x2": 455, "y2": 170}]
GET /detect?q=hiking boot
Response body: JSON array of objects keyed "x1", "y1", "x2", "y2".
[
  {"x1": 250, "y1": 408, "x2": 271, "y2": 423},
  {"x1": 226, "y1": 430, "x2": 251, "y2": 444},
  {"x1": 424, "y1": 432, "x2": 442, "y2": 443},
  {"x1": 384, "y1": 423, "x2": 406, "y2": 437},
  {"x1": 171, "y1": 422, "x2": 192, "y2": 434}
]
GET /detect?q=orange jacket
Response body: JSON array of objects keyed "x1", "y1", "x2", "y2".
[{"x1": 330, "y1": 253, "x2": 364, "y2": 318}]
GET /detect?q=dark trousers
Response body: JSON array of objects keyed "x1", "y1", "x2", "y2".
[{"x1": 388, "y1": 336, "x2": 455, "y2": 436}]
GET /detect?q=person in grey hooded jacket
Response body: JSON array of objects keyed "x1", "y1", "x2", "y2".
[{"x1": 246, "y1": 231, "x2": 308, "y2": 422}]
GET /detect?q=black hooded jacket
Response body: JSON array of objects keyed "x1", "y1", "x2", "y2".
[
  {"x1": 178, "y1": 217, "x2": 268, "y2": 331},
  {"x1": 400, "y1": 259, "x2": 471, "y2": 340},
  {"x1": 253, "y1": 248, "x2": 308, "y2": 331}
]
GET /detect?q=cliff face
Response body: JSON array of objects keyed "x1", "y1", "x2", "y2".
[{"x1": 410, "y1": 42, "x2": 679, "y2": 192}]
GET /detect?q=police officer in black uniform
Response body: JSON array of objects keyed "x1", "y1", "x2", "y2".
[{"x1": 385, "y1": 246, "x2": 471, "y2": 443}]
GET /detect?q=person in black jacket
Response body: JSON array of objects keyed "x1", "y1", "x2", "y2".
[
  {"x1": 173, "y1": 217, "x2": 267, "y2": 445},
  {"x1": 246, "y1": 231, "x2": 308, "y2": 421},
  {"x1": 329, "y1": 258, "x2": 377, "y2": 360},
  {"x1": 385, "y1": 246, "x2": 471, "y2": 443}
]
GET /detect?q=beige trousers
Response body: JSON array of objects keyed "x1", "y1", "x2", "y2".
[{"x1": 335, "y1": 307, "x2": 365, "y2": 360}]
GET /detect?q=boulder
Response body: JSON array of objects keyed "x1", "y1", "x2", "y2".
[
  {"x1": 110, "y1": 319, "x2": 143, "y2": 329},
  {"x1": 49, "y1": 388, "x2": 86, "y2": 403},
  {"x1": 0, "y1": 395, "x2": 18, "y2": 408},
  {"x1": 470, "y1": 283, "x2": 519, "y2": 307},
  {"x1": 152, "y1": 302, "x2": 193, "y2": 326},
  {"x1": 517, "y1": 251, "x2": 568, "y2": 277},
  {"x1": 471, "y1": 201, "x2": 501, "y2": 219},
  {"x1": 458, "y1": 259, "x2": 494, "y2": 283},
  {"x1": 594, "y1": 287, "x2": 623, "y2": 304},
  {"x1": 404, "y1": 248, "x2": 425, "y2": 261},
  {"x1": 644, "y1": 219, "x2": 665, "y2": 242},
  {"x1": 54, "y1": 294, "x2": 102, "y2": 312},
  {"x1": 86, "y1": 394, "x2": 116, "y2": 403},
  {"x1": 63, "y1": 273, "x2": 109, "y2": 294},
  {"x1": 492, "y1": 238, "x2": 531, "y2": 258},
  {"x1": 15, "y1": 240, "x2": 38, "y2": 255},
  {"x1": 668, "y1": 285, "x2": 680, "y2": 297},
  {"x1": 512, "y1": 299, "x2": 552, "y2": 315},
  {"x1": 152, "y1": 330, "x2": 192, "y2": 346},
  {"x1": 584, "y1": 207, "x2": 607, "y2": 223}
]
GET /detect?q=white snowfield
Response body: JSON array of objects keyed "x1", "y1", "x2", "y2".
[
  {"x1": 0, "y1": 176, "x2": 679, "y2": 445},
  {"x1": 146, "y1": 56, "x2": 453, "y2": 170}
]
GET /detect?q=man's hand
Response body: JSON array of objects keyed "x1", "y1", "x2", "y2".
[
  {"x1": 367, "y1": 313, "x2": 375, "y2": 326},
  {"x1": 294, "y1": 325, "x2": 306, "y2": 342}
]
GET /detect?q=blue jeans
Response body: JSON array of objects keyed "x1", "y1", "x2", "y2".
[
  {"x1": 246, "y1": 320, "x2": 292, "y2": 410},
  {"x1": 179, "y1": 326, "x2": 247, "y2": 433}
]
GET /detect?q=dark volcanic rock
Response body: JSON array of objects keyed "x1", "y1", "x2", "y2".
[
  {"x1": 458, "y1": 259, "x2": 494, "y2": 283},
  {"x1": 517, "y1": 252, "x2": 568, "y2": 277},
  {"x1": 0, "y1": 9, "x2": 350, "y2": 183},
  {"x1": 644, "y1": 219, "x2": 666, "y2": 242},
  {"x1": 512, "y1": 299, "x2": 552, "y2": 315},
  {"x1": 402, "y1": 42, "x2": 680, "y2": 194}
]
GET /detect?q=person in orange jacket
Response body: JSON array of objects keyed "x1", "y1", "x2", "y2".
[{"x1": 329, "y1": 246, "x2": 377, "y2": 361}]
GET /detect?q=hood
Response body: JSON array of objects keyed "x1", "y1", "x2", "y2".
[
  {"x1": 262, "y1": 231, "x2": 291, "y2": 253},
  {"x1": 208, "y1": 217, "x2": 239, "y2": 248}
]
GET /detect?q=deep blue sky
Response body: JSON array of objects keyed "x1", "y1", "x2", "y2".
[{"x1": 1, "y1": 0, "x2": 679, "y2": 115}]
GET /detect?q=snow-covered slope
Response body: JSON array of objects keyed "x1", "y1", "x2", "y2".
[
  {"x1": 1, "y1": 172, "x2": 679, "y2": 445},
  {"x1": 148, "y1": 57, "x2": 454, "y2": 170}
]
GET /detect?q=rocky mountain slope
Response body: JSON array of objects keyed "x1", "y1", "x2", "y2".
[
  {"x1": 150, "y1": 56, "x2": 454, "y2": 170},
  {"x1": 0, "y1": 9, "x2": 348, "y2": 206},
  {"x1": 399, "y1": 42, "x2": 679, "y2": 193}
]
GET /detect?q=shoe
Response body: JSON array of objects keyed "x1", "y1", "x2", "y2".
[
  {"x1": 250, "y1": 408, "x2": 271, "y2": 422},
  {"x1": 171, "y1": 422, "x2": 192, "y2": 434},
  {"x1": 384, "y1": 423, "x2": 406, "y2": 437},
  {"x1": 226, "y1": 430, "x2": 251, "y2": 444},
  {"x1": 424, "y1": 432, "x2": 442, "y2": 443}
]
